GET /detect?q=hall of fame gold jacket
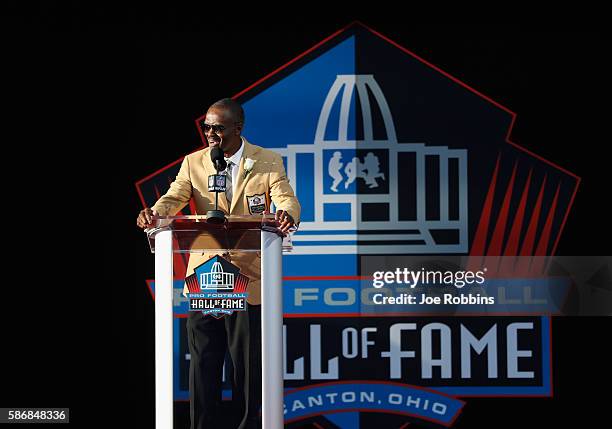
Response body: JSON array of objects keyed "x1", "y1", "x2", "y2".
[{"x1": 151, "y1": 137, "x2": 301, "y2": 304}]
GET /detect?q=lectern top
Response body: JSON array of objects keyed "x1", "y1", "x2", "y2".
[{"x1": 146, "y1": 214, "x2": 292, "y2": 253}]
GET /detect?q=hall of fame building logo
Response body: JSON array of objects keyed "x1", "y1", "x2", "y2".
[
  {"x1": 185, "y1": 255, "x2": 249, "y2": 318},
  {"x1": 267, "y1": 73, "x2": 468, "y2": 255}
]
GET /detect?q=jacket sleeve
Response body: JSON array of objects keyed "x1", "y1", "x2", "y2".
[
  {"x1": 151, "y1": 155, "x2": 193, "y2": 216},
  {"x1": 269, "y1": 153, "x2": 301, "y2": 225}
]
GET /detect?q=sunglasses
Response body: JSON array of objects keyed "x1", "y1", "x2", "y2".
[{"x1": 201, "y1": 122, "x2": 242, "y2": 134}]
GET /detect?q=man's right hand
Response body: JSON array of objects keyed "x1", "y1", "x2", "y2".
[{"x1": 137, "y1": 208, "x2": 159, "y2": 229}]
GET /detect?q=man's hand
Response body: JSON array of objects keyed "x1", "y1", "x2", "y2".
[
  {"x1": 275, "y1": 209, "x2": 296, "y2": 235},
  {"x1": 137, "y1": 207, "x2": 159, "y2": 229}
]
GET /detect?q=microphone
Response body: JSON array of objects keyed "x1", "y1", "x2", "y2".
[
  {"x1": 206, "y1": 146, "x2": 228, "y2": 224},
  {"x1": 210, "y1": 146, "x2": 227, "y2": 171}
]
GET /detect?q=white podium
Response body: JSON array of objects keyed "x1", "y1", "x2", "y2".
[{"x1": 147, "y1": 215, "x2": 289, "y2": 428}]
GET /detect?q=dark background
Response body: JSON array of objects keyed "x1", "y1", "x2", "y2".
[{"x1": 2, "y1": 11, "x2": 610, "y2": 428}]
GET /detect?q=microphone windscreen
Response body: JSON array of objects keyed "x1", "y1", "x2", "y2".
[{"x1": 210, "y1": 146, "x2": 226, "y2": 171}]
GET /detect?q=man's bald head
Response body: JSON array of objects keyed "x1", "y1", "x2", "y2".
[{"x1": 209, "y1": 98, "x2": 245, "y2": 125}]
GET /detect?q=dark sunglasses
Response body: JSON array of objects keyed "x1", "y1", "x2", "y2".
[{"x1": 201, "y1": 122, "x2": 242, "y2": 134}]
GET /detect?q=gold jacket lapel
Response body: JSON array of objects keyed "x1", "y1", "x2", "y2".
[{"x1": 230, "y1": 139, "x2": 258, "y2": 214}]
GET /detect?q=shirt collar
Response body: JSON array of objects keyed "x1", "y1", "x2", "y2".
[{"x1": 225, "y1": 137, "x2": 244, "y2": 166}]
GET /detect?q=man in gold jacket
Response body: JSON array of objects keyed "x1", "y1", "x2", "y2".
[{"x1": 137, "y1": 98, "x2": 300, "y2": 429}]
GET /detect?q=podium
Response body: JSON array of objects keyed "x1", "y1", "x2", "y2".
[{"x1": 147, "y1": 215, "x2": 290, "y2": 429}]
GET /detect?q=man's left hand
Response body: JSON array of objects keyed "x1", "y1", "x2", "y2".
[{"x1": 275, "y1": 210, "x2": 296, "y2": 234}]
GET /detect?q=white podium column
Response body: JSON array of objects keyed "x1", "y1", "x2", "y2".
[
  {"x1": 155, "y1": 230, "x2": 174, "y2": 428},
  {"x1": 261, "y1": 231, "x2": 284, "y2": 428}
]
